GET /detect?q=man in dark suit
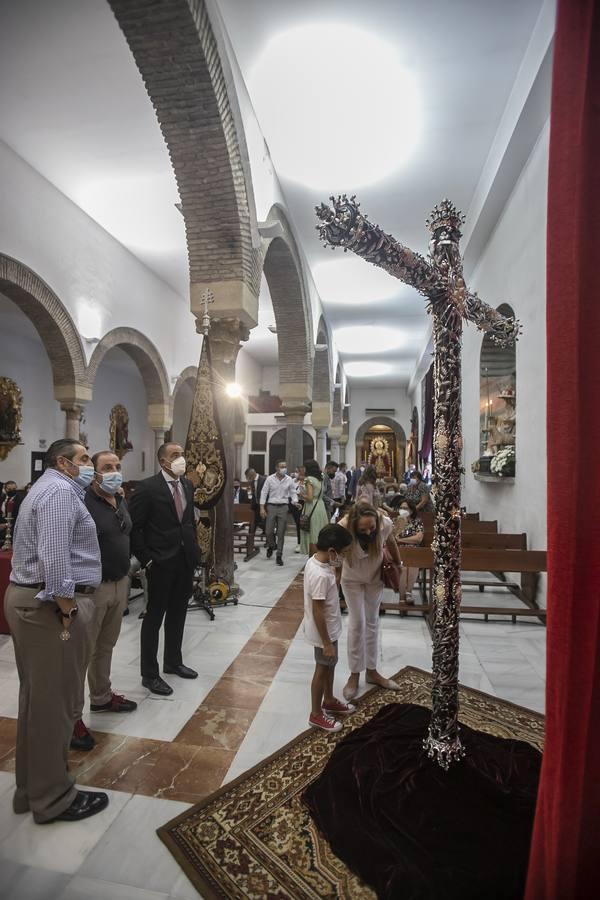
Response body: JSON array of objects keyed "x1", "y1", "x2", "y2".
[
  {"x1": 245, "y1": 467, "x2": 266, "y2": 533},
  {"x1": 129, "y1": 442, "x2": 200, "y2": 696},
  {"x1": 233, "y1": 479, "x2": 250, "y2": 505}
]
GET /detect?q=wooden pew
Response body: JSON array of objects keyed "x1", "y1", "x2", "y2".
[
  {"x1": 232, "y1": 504, "x2": 259, "y2": 561},
  {"x1": 383, "y1": 546, "x2": 547, "y2": 626}
]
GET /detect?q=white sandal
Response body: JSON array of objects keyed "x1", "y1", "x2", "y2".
[
  {"x1": 343, "y1": 681, "x2": 359, "y2": 701},
  {"x1": 365, "y1": 676, "x2": 401, "y2": 691}
]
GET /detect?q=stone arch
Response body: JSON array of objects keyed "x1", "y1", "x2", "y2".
[
  {"x1": 108, "y1": 0, "x2": 261, "y2": 296},
  {"x1": 171, "y1": 366, "x2": 198, "y2": 405},
  {"x1": 0, "y1": 254, "x2": 88, "y2": 404},
  {"x1": 261, "y1": 205, "x2": 313, "y2": 406},
  {"x1": 87, "y1": 329, "x2": 170, "y2": 426},
  {"x1": 354, "y1": 416, "x2": 407, "y2": 479},
  {"x1": 312, "y1": 316, "x2": 333, "y2": 408},
  {"x1": 332, "y1": 363, "x2": 343, "y2": 427},
  {"x1": 170, "y1": 365, "x2": 198, "y2": 444}
]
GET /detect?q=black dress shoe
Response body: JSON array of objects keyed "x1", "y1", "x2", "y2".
[
  {"x1": 163, "y1": 664, "x2": 198, "y2": 679},
  {"x1": 40, "y1": 790, "x2": 109, "y2": 824},
  {"x1": 266, "y1": 548, "x2": 273, "y2": 558},
  {"x1": 142, "y1": 676, "x2": 173, "y2": 695},
  {"x1": 276, "y1": 556, "x2": 284, "y2": 566}
]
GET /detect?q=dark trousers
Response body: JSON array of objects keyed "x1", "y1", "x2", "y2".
[{"x1": 141, "y1": 550, "x2": 194, "y2": 679}]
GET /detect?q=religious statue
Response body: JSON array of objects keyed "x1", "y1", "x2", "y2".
[
  {"x1": 0, "y1": 376, "x2": 23, "y2": 461},
  {"x1": 316, "y1": 195, "x2": 519, "y2": 767},
  {"x1": 368, "y1": 436, "x2": 391, "y2": 476},
  {"x1": 488, "y1": 391, "x2": 516, "y2": 453},
  {"x1": 109, "y1": 404, "x2": 133, "y2": 459},
  {"x1": 406, "y1": 407, "x2": 419, "y2": 467}
]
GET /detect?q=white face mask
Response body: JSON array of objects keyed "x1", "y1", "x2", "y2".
[
  {"x1": 278, "y1": 467, "x2": 288, "y2": 477},
  {"x1": 170, "y1": 456, "x2": 186, "y2": 477},
  {"x1": 409, "y1": 478, "x2": 418, "y2": 486},
  {"x1": 74, "y1": 465, "x2": 95, "y2": 488},
  {"x1": 398, "y1": 508, "x2": 410, "y2": 519}
]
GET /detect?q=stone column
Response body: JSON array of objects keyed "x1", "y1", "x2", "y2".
[
  {"x1": 316, "y1": 427, "x2": 328, "y2": 468},
  {"x1": 281, "y1": 406, "x2": 308, "y2": 471},
  {"x1": 339, "y1": 434, "x2": 349, "y2": 465},
  {"x1": 204, "y1": 318, "x2": 249, "y2": 587},
  {"x1": 328, "y1": 425, "x2": 343, "y2": 464},
  {"x1": 152, "y1": 429, "x2": 165, "y2": 473},
  {"x1": 61, "y1": 404, "x2": 83, "y2": 441},
  {"x1": 234, "y1": 441, "x2": 243, "y2": 479}
]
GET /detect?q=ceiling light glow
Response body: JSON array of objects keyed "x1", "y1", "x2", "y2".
[
  {"x1": 225, "y1": 383, "x2": 242, "y2": 398},
  {"x1": 313, "y1": 257, "x2": 400, "y2": 305},
  {"x1": 78, "y1": 303, "x2": 102, "y2": 341},
  {"x1": 334, "y1": 325, "x2": 406, "y2": 354},
  {"x1": 250, "y1": 24, "x2": 420, "y2": 189},
  {"x1": 344, "y1": 362, "x2": 392, "y2": 378}
]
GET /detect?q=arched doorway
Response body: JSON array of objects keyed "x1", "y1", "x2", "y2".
[
  {"x1": 354, "y1": 417, "x2": 407, "y2": 481},
  {"x1": 268, "y1": 428, "x2": 314, "y2": 474}
]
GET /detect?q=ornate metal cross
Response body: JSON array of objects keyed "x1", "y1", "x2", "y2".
[{"x1": 316, "y1": 196, "x2": 520, "y2": 767}]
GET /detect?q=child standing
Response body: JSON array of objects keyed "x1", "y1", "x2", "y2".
[{"x1": 303, "y1": 524, "x2": 355, "y2": 732}]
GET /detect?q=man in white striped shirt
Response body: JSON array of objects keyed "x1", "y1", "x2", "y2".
[
  {"x1": 4, "y1": 438, "x2": 107, "y2": 825},
  {"x1": 259, "y1": 460, "x2": 298, "y2": 565}
]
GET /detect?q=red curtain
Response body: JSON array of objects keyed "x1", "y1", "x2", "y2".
[{"x1": 525, "y1": 2, "x2": 600, "y2": 898}]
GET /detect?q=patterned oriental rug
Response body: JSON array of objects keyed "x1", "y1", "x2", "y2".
[{"x1": 158, "y1": 668, "x2": 544, "y2": 900}]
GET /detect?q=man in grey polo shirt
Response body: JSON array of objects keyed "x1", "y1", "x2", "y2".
[{"x1": 3, "y1": 438, "x2": 107, "y2": 824}]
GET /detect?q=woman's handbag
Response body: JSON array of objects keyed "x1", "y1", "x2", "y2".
[
  {"x1": 382, "y1": 545, "x2": 402, "y2": 592},
  {"x1": 299, "y1": 484, "x2": 323, "y2": 532}
]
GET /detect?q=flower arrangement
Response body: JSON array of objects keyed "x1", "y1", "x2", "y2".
[{"x1": 490, "y1": 445, "x2": 515, "y2": 477}]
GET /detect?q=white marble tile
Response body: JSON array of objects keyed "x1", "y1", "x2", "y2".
[
  {"x1": 0, "y1": 789, "x2": 133, "y2": 875},
  {"x1": 78, "y1": 795, "x2": 193, "y2": 895},
  {"x1": 0, "y1": 862, "x2": 71, "y2": 900},
  {"x1": 59, "y1": 876, "x2": 170, "y2": 900}
]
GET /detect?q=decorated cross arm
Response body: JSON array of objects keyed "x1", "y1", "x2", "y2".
[{"x1": 315, "y1": 194, "x2": 520, "y2": 347}]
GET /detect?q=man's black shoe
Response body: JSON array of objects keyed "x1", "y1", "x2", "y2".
[
  {"x1": 266, "y1": 548, "x2": 273, "y2": 558},
  {"x1": 39, "y1": 790, "x2": 109, "y2": 824},
  {"x1": 163, "y1": 664, "x2": 198, "y2": 679},
  {"x1": 276, "y1": 557, "x2": 284, "y2": 566},
  {"x1": 142, "y1": 676, "x2": 173, "y2": 695}
]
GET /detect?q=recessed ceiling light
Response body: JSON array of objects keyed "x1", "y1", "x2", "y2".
[
  {"x1": 250, "y1": 24, "x2": 420, "y2": 190},
  {"x1": 344, "y1": 362, "x2": 392, "y2": 378},
  {"x1": 334, "y1": 325, "x2": 406, "y2": 354},
  {"x1": 313, "y1": 257, "x2": 399, "y2": 305}
]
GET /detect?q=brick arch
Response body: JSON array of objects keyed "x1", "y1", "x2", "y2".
[
  {"x1": 332, "y1": 363, "x2": 343, "y2": 427},
  {"x1": 171, "y1": 366, "x2": 198, "y2": 404},
  {"x1": 108, "y1": 0, "x2": 261, "y2": 296},
  {"x1": 87, "y1": 328, "x2": 170, "y2": 408},
  {"x1": 355, "y1": 416, "x2": 407, "y2": 471},
  {"x1": 0, "y1": 253, "x2": 87, "y2": 402},
  {"x1": 312, "y1": 315, "x2": 333, "y2": 406},
  {"x1": 262, "y1": 206, "x2": 313, "y2": 400}
]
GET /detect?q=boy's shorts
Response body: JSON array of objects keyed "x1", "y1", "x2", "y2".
[{"x1": 314, "y1": 640, "x2": 338, "y2": 668}]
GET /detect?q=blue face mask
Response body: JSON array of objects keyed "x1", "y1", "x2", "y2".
[
  {"x1": 100, "y1": 471, "x2": 123, "y2": 495},
  {"x1": 74, "y1": 465, "x2": 95, "y2": 488}
]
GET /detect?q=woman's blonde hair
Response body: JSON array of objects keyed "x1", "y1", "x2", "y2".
[{"x1": 341, "y1": 503, "x2": 381, "y2": 566}]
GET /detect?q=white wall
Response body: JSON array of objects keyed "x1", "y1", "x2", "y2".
[
  {"x1": 347, "y1": 386, "x2": 412, "y2": 467},
  {"x1": 462, "y1": 120, "x2": 549, "y2": 557},
  {"x1": 0, "y1": 140, "x2": 201, "y2": 381}
]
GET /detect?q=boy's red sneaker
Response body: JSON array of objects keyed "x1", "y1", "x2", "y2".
[
  {"x1": 323, "y1": 698, "x2": 356, "y2": 716},
  {"x1": 309, "y1": 712, "x2": 342, "y2": 733}
]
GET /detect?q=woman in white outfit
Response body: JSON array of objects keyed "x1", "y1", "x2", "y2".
[{"x1": 338, "y1": 503, "x2": 403, "y2": 701}]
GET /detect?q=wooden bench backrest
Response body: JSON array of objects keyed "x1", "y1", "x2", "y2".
[
  {"x1": 399, "y1": 546, "x2": 547, "y2": 573},
  {"x1": 233, "y1": 505, "x2": 255, "y2": 526},
  {"x1": 420, "y1": 531, "x2": 526, "y2": 550}
]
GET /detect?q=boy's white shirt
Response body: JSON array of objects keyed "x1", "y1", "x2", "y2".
[{"x1": 302, "y1": 555, "x2": 342, "y2": 647}]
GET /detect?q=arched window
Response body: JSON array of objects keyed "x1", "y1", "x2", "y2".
[{"x1": 479, "y1": 303, "x2": 516, "y2": 475}]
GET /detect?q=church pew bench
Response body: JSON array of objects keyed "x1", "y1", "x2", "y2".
[
  {"x1": 383, "y1": 546, "x2": 547, "y2": 627},
  {"x1": 232, "y1": 504, "x2": 259, "y2": 561}
]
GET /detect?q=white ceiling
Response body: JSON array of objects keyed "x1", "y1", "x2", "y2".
[{"x1": 0, "y1": 0, "x2": 545, "y2": 388}]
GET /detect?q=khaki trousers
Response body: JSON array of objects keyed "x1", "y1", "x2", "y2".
[
  {"x1": 76, "y1": 576, "x2": 129, "y2": 715},
  {"x1": 3, "y1": 584, "x2": 94, "y2": 823}
]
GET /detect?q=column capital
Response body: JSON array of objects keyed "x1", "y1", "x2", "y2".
[
  {"x1": 199, "y1": 317, "x2": 250, "y2": 367},
  {"x1": 281, "y1": 404, "x2": 310, "y2": 425},
  {"x1": 191, "y1": 280, "x2": 258, "y2": 330}
]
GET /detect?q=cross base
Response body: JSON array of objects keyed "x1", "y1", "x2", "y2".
[{"x1": 423, "y1": 729, "x2": 466, "y2": 770}]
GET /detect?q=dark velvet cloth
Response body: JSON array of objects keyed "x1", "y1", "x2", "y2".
[{"x1": 303, "y1": 703, "x2": 541, "y2": 900}]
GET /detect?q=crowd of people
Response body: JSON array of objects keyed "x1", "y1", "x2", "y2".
[{"x1": 1, "y1": 444, "x2": 432, "y2": 825}]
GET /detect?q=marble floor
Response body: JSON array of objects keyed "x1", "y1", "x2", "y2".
[{"x1": 0, "y1": 551, "x2": 547, "y2": 899}]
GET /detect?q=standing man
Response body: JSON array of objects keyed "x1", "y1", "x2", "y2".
[
  {"x1": 260, "y1": 460, "x2": 297, "y2": 566},
  {"x1": 349, "y1": 464, "x2": 365, "y2": 500},
  {"x1": 4, "y1": 438, "x2": 107, "y2": 824},
  {"x1": 129, "y1": 442, "x2": 200, "y2": 696},
  {"x1": 323, "y1": 461, "x2": 338, "y2": 520},
  {"x1": 331, "y1": 461, "x2": 347, "y2": 516},
  {"x1": 71, "y1": 450, "x2": 138, "y2": 752},
  {"x1": 245, "y1": 467, "x2": 266, "y2": 534}
]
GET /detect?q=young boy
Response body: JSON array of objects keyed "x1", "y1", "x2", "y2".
[{"x1": 303, "y1": 524, "x2": 355, "y2": 732}]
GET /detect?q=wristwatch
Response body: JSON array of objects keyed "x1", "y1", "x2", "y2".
[{"x1": 57, "y1": 605, "x2": 79, "y2": 619}]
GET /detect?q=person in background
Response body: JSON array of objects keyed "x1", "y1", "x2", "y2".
[
  {"x1": 233, "y1": 478, "x2": 250, "y2": 504},
  {"x1": 392, "y1": 496, "x2": 424, "y2": 605},
  {"x1": 322, "y1": 461, "x2": 338, "y2": 519},
  {"x1": 356, "y1": 465, "x2": 378, "y2": 507},
  {"x1": 4, "y1": 438, "x2": 107, "y2": 824},
  {"x1": 345, "y1": 465, "x2": 354, "y2": 499},
  {"x1": 71, "y1": 450, "x2": 138, "y2": 752},
  {"x1": 291, "y1": 465, "x2": 306, "y2": 553},
  {"x1": 245, "y1": 467, "x2": 266, "y2": 534},
  {"x1": 303, "y1": 524, "x2": 355, "y2": 732},
  {"x1": 300, "y1": 459, "x2": 330, "y2": 556},
  {"x1": 403, "y1": 463, "x2": 417, "y2": 485},
  {"x1": 349, "y1": 464, "x2": 365, "y2": 500},
  {"x1": 129, "y1": 442, "x2": 200, "y2": 696},
  {"x1": 406, "y1": 469, "x2": 434, "y2": 514},
  {"x1": 338, "y1": 502, "x2": 402, "y2": 701},
  {"x1": 332, "y1": 462, "x2": 347, "y2": 518},
  {"x1": 260, "y1": 460, "x2": 297, "y2": 566}
]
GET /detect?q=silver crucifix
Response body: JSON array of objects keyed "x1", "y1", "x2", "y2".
[{"x1": 316, "y1": 196, "x2": 519, "y2": 768}]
